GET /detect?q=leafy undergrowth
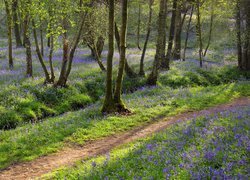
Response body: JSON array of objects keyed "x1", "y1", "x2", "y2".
[
  {"x1": 0, "y1": 59, "x2": 249, "y2": 130},
  {"x1": 45, "y1": 105, "x2": 250, "y2": 179},
  {"x1": 0, "y1": 81, "x2": 249, "y2": 170}
]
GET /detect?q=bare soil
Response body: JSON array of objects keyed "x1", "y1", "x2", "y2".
[{"x1": 0, "y1": 97, "x2": 249, "y2": 180}]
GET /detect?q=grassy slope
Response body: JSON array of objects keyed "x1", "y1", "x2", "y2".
[{"x1": 0, "y1": 81, "x2": 249, "y2": 170}]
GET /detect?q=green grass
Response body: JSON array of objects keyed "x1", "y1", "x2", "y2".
[
  {"x1": 44, "y1": 103, "x2": 250, "y2": 179},
  {"x1": 0, "y1": 81, "x2": 249, "y2": 170}
]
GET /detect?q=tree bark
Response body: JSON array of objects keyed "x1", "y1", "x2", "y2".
[
  {"x1": 32, "y1": 20, "x2": 51, "y2": 83},
  {"x1": 12, "y1": 0, "x2": 23, "y2": 47},
  {"x1": 114, "y1": 0, "x2": 129, "y2": 110},
  {"x1": 4, "y1": 0, "x2": 14, "y2": 70},
  {"x1": 139, "y1": 0, "x2": 153, "y2": 76},
  {"x1": 203, "y1": 1, "x2": 214, "y2": 57},
  {"x1": 147, "y1": 0, "x2": 167, "y2": 85},
  {"x1": 49, "y1": 36, "x2": 55, "y2": 82},
  {"x1": 236, "y1": 0, "x2": 242, "y2": 69},
  {"x1": 137, "y1": 2, "x2": 141, "y2": 50},
  {"x1": 23, "y1": 15, "x2": 32, "y2": 77},
  {"x1": 196, "y1": 0, "x2": 203, "y2": 68},
  {"x1": 165, "y1": 0, "x2": 177, "y2": 69},
  {"x1": 173, "y1": 1, "x2": 182, "y2": 60},
  {"x1": 183, "y1": 5, "x2": 194, "y2": 61},
  {"x1": 102, "y1": 0, "x2": 115, "y2": 113}
]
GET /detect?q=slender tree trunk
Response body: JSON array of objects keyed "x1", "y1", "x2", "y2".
[
  {"x1": 12, "y1": 0, "x2": 22, "y2": 47},
  {"x1": 139, "y1": 0, "x2": 153, "y2": 76},
  {"x1": 137, "y1": 2, "x2": 141, "y2": 50},
  {"x1": 40, "y1": 27, "x2": 44, "y2": 57},
  {"x1": 173, "y1": 1, "x2": 182, "y2": 60},
  {"x1": 115, "y1": 23, "x2": 137, "y2": 78},
  {"x1": 56, "y1": 37, "x2": 69, "y2": 87},
  {"x1": 4, "y1": 0, "x2": 14, "y2": 70},
  {"x1": 147, "y1": 0, "x2": 167, "y2": 85},
  {"x1": 236, "y1": 0, "x2": 242, "y2": 69},
  {"x1": 183, "y1": 5, "x2": 194, "y2": 61},
  {"x1": 23, "y1": 15, "x2": 32, "y2": 77},
  {"x1": 49, "y1": 36, "x2": 55, "y2": 82},
  {"x1": 203, "y1": 1, "x2": 214, "y2": 57},
  {"x1": 243, "y1": 0, "x2": 250, "y2": 70},
  {"x1": 32, "y1": 20, "x2": 51, "y2": 83},
  {"x1": 165, "y1": 0, "x2": 177, "y2": 69},
  {"x1": 114, "y1": 0, "x2": 129, "y2": 108},
  {"x1": 102, "y1": 0, "x2": 115, "y2": 113},
  {"x1": 196, "y1": 0, "x2": 203, "y2": 68}
]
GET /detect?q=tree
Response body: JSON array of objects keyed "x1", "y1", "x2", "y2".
[
  {"x1": 165, "y1": 0, "x2": 177, "y2": 69},
  {"x1": 102, "y1": 0, "x2": 130, "y2": 114},
  {"x1": 139, "y1": 0, "x2": 154, "y2": 76},
  {"x1": 12, "y1": 0, "x2": 23, "y2": 47},
  {"x1": 147, "y1": 0, "x2": 168, "y2": 85},
  {"x1": 4, "y1": 0, "x2": 14, "y2": 70},
  {"x1": 196, "y1": 0, "x2": 203, "y2": 68}
]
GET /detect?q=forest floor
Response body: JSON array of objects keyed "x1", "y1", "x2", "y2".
[{"x1": 0, "y1": 97, "x2": 249, "y2": 180}]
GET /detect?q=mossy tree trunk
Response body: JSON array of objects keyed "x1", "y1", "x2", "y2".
[
  {"x1": 147, "y1": 0, "x2": 167, "y2": 85},
  {"x1": 102, "y1": 0, "x2": 115, "y2": 113}
]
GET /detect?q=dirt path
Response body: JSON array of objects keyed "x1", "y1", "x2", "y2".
[{"x1": 0, "y1": 97, "x2": 249, "y2": 180}]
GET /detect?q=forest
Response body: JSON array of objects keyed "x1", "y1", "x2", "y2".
[{"x1": 0, "y1": 0, "x2": 249, "y2": 179}]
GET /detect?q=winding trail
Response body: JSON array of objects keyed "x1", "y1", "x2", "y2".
[{"x1": 0, "y1": 97, "x2": 249, "y2": 180}]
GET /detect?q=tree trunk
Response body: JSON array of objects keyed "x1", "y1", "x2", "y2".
[
  {"x1": 4, "y1": 0, "x2": 14, "y2": 70},
  {"x1": 147, "y1": 0, "x2": 167, "y2": 85},
  {"x1": 196, "y1": 0, "x2": 203, "y2": 68},
  {"x1": 114, "y1": 0, "x2": 129, "y2": 112},
  {"x1": 32, "y1": 20, "x2": 51, "y2": 83},
  {"x1": 139, "y1": 0, "x2": 153, "y2": 76},
  {"x1": 165, "y1": 0, "x2": 177, "y2": 69},
  {"x1": 236, "y1": 0, "x2": 242, "y2": 69},
  {"x1": 203, "y1": 1, "x2": 214, "y2": 57},
  {"x1": 40, "y1": 27, "x2": 44, "y2": 57},
  {"x1": 183, "y1": 5, "x2": 194, "y2": 61},
  {"x1": 12, "y1": 0, "x2": 23, "y2": 48},
  {"x1": 23, "y1": 15, "x2": 32, "y2": 77},
  {"x1": 172, "y1": 1, "x2": 182, "y2": 60},
  {"x1": 102, "y1": 0, "x2": 115, "y2": 113},
  {"x1": 242, "y1": 0, "x2": 250, "y2": 70},
  {"x1": 49, "y1": 36, "x2": 55, "y2": 82},
  {"x1": 137, "y1": 2, "x2": 141, "y2": 50},
  {"x1": 56, "y1": 38, "x2": 69, "y2": 87},
  {"x1": 115, "y1": 22, "x2": 137, "y2": 78}
]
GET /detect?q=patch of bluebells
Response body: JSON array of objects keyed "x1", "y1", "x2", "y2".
[{"x1": 59, "y1": 105, "x2": 250, "y2": 179}]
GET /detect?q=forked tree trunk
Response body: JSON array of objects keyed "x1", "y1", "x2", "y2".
[{"x1": 139, "y1": 0, "x2": 154, "y2": 76}]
